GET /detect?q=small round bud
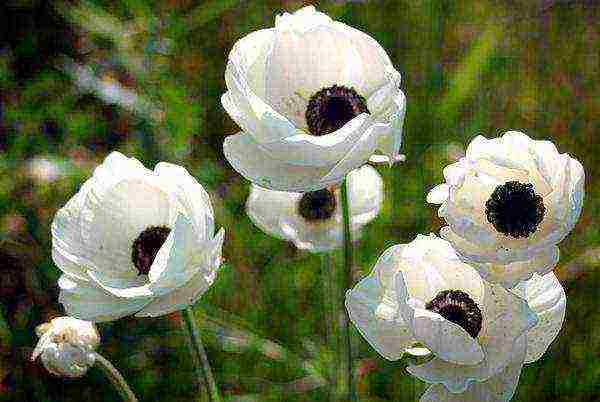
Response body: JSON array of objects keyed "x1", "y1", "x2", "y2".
[{"x1": 32, "y1": 317, "x2": 100, "y2": 378}]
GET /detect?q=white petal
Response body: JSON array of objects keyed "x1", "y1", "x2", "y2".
[
  {"x1": 58, "y1": 275, "x2": 152, "y2": 322},
  {"x1": 394, "y1": 240, "x2": 486, "y2": 365},
  {"x1": 32, "y1": 332, "x2": 54, "y2": 361},
  {"x1": 335, "y1": 23, "x2": 400, "y2": 96},
  {"x1": 421, "y1": 250, "x2": 485, "y2": 305},
  {"x1": 225, "y1": 28, "x2": 275, "y2": 99},
  {"x1": 51, "y1": 180, "x2": 94, "y2": 281},
  {"x1": 136, "y1": 229, "x2": 224, "y2": 317},
  {"x1": 369, "y1": 153, "x2": 406, "y2": 165},
  {"x1": 420, "y1": 384, "x2": 497, "y2": 402},
  {"x1": 320, "y1": 122, "x2": 383, "y2": 183},
  {"x1": 411, "y1": 333, "x2": 527, "y2": 395},
  {"x1": 370, "y1": 89, "x2": 406, "y2": 161},
  {"x1": 564, "y1": 157, "x2": 585, "y2": 234},
  {"x1": 223, "y1": 132, "x2": 338, "y2": 192},
  {"x1": 371, "y1": 244, "x2": 408, "y2": 292},
  {"x1": 80, "y1": 177, "x2": 175, "y2": 281},
  {"x1": 246, "y1": 185, "x2": 300, "y2": 240},
  {"x1": 347, "y1": 165, "x2": 383, "y2": 221},
  {"x1": 419, "y1": 336, "x2": 525, "y2": 401},
  {"x1": 279, "y1": 217, "x2": 342, "y2": 253},
  {"x1": 466, "y1": 132, "x2": 532, "y2": 172},
  {"x1": 443, "y1": 161, "x2": 468, "y2": 186},
  {"x1": 426, "y1": 184, "x2": 450, "y2": 204},
  {"x1": 470, "y1": 248, "x2": 558, "y2": 289},
  {"x1": 224, "y1": 26, "x2": 291, "y2": 140},
  {"x1": 147, "y1": 214, "x2": 203, "y2": 294},
  {"x1": 399, "y1": 301, "x2": 485, "y2": 365},
  {"x1": 345, "y1": 273, "x2": 415, "y2": 361},
  {"x1": 51, "y1": 152, "x2": 149, "y2": 280},
  {"x1": 90, "y1": 151, "x2": 150, "y2": 183},
  {"x1": 275, "y1": 168, "x2": 381, "y2": 252},
  {"x1": 406, "y1": 347, "x2": 433, "y2": 357},
  {"x1": 395, "y1": 265, "x2": 484, "y2": 364},
  {"x1": 154, "y1": 162, "x2": 215, "y2": 241},
  {"x1": 87, "y1": 270, "x2": 154, "y2": 298},
  {"x1": 264, "y1": 25, "x2": 368, "y2": 124},
  {"x1": 225, "y1": 60, "x2": 300, "y2": 143},
  {"x1": 408, "y1": 281, "x2": 535, "y2": 392},
  {"x1": 259, "y1": 113, "x2": 371, "y2": 167},
  {"x1": 274, "y1": 6, "x2": 332, "y2": 34},
  {"x1": 516, "y1": 273, "x2": 566, "y2": 363}
]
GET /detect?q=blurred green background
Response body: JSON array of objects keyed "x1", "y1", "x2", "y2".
[{"x1": 0, "y1": 0, "x2": 598, "y2": 401}]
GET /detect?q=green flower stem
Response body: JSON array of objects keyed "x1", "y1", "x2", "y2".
[
  {"x1": 183, "y1": 306, "x2": 223, "y2": 402},
  {"x1": 338, "y1": 177, "x2": 355, "y2": 402},
  {"x1": 321, "y1": 253, "x2": 336, "y2": 400},
  {"x1": 94, "y1": 352, "x2": 139, "y2": 402}
]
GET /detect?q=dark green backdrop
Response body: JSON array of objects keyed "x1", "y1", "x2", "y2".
[{"x1": 0, "y1": 0, "x2": 598, "y2": 401}]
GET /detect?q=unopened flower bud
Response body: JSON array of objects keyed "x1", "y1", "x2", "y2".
[{"x1": 32, "y1": 317, "x2": 100, "y2": 378}]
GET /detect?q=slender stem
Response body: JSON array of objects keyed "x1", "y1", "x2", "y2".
[
  {"x1": 339, "y1": 177, "x2": 355, "y2": 401},
  {"x1": 93, "y1": 353, "x2": 138, "y2": 402},
  {"x1": 182, "y1": 306, "x2": 223, "y2": 402},
  {"x1": 320, "y1": 253, "x2": 336, "y2": 401}
]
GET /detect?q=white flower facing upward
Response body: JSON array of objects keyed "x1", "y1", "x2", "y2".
[
  {"x1": 53, "y1": 152, "x2": 225, "y2": 322},
  {"x1": 346, "y1": 234, "x2": 566, "y2": 401},
  {"x1": 32, "y1": 317, "x2": 100, "y2": 378},
  {"x1": 222, "y1": 6, "x2": 406, "y2": 192},
  {"x1": 427, "y1": 131, "x2": 584, "y2": 288},
  {"x1": 247, "y1": 165, "x2": 382, "y2": 252}
]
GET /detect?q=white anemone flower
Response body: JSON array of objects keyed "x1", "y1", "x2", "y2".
[
  {"x1": 346, "y1": 234, "x2": 566, "y2": 401},
  {"x1": 246, "y1": 165, "x2": 382, "y2": 252},
  {"x1": 427, "y1": 131, "x2": 584, "y2": 288},
  {"x1": 222, "y1": 6, "x2": 406, "y2": 192},
  {"x1": 53, "y1": 152, "x2": 225, "y2": 322},
  {"x1": 31, "y1": 317, "x2": 100, "y2": 378}
]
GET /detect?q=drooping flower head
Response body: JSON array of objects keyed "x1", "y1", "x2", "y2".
[
  {"x1": 427, "y1": 131, "x2": 584, "y2": 287},
  {"x1": 222, "y1": 6, "x2": 406, "y2": 191},
  {"x1": 31, "y1": 317, "x2": 100, "y2": 378},
  {"x1": 246, "y1": 165, "x2": 383, "y2": 252},
  {"x1": 53, "y1": 152, "x2": 225, "y2": 322},
  {"x1": 346, "y1": 234, "x2": 566, "y2": 401}
]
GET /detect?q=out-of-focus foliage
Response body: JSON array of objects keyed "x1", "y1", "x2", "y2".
[{"x1": 0, "y1": 0, "x2": 598, "y2": 401}]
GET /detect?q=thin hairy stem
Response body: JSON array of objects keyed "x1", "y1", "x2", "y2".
[
  {"x1": 94, "y1": 353, "x2": 138, "y2": 402},
  {"x1": 183, "y1": 306, "x2": 223, "y2": 402}
]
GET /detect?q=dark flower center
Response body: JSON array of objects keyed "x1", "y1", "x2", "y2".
[
  {"x1": 298, "y1": 189, "x2": 337, "y2": 222},
  {"x1": 305, "y1": 85, "x2": 369, "y2": 136},
  {"x1": 426, "y1": 290, "x2": 483, "y2": 338},
  {"x1": 485, "y1": 181, "x2": 545, "y2": 238},
  {"x1": 131, "y1": 226, "x2": 171, "y2": 275}
]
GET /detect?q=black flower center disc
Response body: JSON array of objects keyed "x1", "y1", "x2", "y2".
[
  {"x1": 485, "y1": 181, "x2": 546, "y2": 238},
  {"x1": 305, "y1": 85, "x2": 369, "y2": 136},
  {"x1": 298, "y1": 189, "x2": 337, "y2": 222},
  {"x1": 131, "y1": 226, "x2": 171, "y2": 275},
  {"x1": 426, "y1": 290, "x2": 483, "y2": 338}
]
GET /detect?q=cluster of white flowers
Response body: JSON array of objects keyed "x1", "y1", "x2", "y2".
[
  {"x1": 346, "y1": 234, "x2": 567, "y2": 401},
  {"x1": 219, "y1": 6, "x2": 583, "y2": 402},
  {"x1": 33, "y1": 153, "x2": 226, "y2": 382},
  {"x1": 31, "y1": 5, "x2": 584, "y2": 402}
]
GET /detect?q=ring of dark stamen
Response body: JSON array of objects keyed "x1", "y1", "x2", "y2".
[
  {"x1": 305, "y1": 85, "x2": 369, "y2": 137},
  {"x1": 425, "y1": 290, "x2": 483, "y2": 338},
  {"x1": 485, "y1": 181, "x2": 545, "y2": 238},
  {"x1": 131, "y1": 226, "x2": 171, "y2": 276},
  {"x1": 298, "y1": 189, "x2": 337, "y2": 222}
]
